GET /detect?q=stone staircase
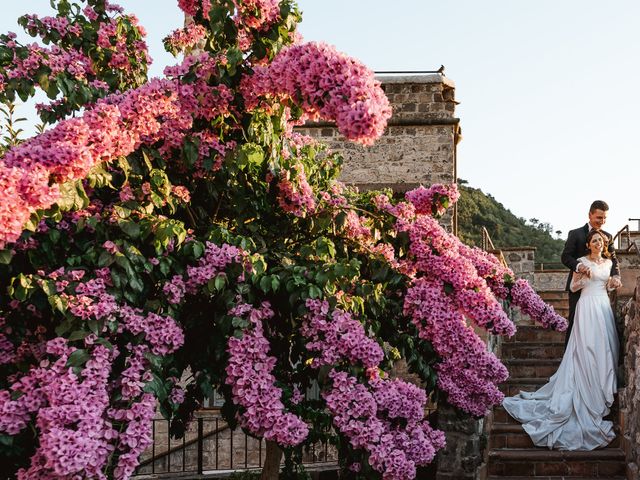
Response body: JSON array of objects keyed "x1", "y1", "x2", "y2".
[{"x1": 486, "y1": 291, "x2": 627, "y2": 479}]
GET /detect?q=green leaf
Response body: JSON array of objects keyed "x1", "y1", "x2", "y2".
[
  {"x1": 259, "y1": 275, "x2": 271, "y2": 293},
  {"x1": 182, "y1": 137, "x2": 199, "y2": 168},
  {"x1": 119, "y1": 220, "x2": 141, "y2": 239},
  {"x1": 144, "y1": 351, "x2": 163, "y2": 369},
  {"x1": 143, "y1": 374, "x2": 168, "y2": 402},
  {"x1": 66, "y1": 349, "x2": 89, "y2": 368},
  {"x1": 214, "y1": 274, "x2": 227, "y2": 291},
  {"x1": 114, "y1": 205, "x2": 131, "y2": 219},
  {"x1": 97, "y1": 251, "x2": 114, "y2": 267},
  {"x1": 129, "y1": 275, "x2": 144, "y2": 292},
  {"x1": 87, "y1": 319, "x2": 101, "y2": 335},
  {"x1": 115, "y1": 254, "x2": 135, "y2": 277},
  {"x1": 192, "y1": 241, "x2": 205, "y2": 258},
  {"x1": 308, "y1": 284, "x2": 322, "y2": 299},
  {"x1": 68, "y1": 330, "x2": 89, "y2": 342},
  {"x1": 49, "y1": 295, "x2": 68, "y2": 314},
  {"x1": 0, "y1": 249, "x2": 13, "y2": 264},
  {"x1": 335, "y1": 211, "x2": 348, "y2": 230},
  {"x1": 236, "y1": 143, "x2": 264, "y2": 170},
  {"x1": 231, "y1": 316, "x2": 249, "y2": 329}
]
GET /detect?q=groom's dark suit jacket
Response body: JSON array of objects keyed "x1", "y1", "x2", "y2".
[{"x1": 561, "y1": 223, "x2": 620, "y2": 291}]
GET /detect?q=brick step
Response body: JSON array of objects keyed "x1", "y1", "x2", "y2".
[
  {"x1": 504, "y1": 359, "x2": 561, "y2": 379},
  {"x1": 540, "y1": 297, "x2": 569, "y2": 305},
  {"x1": 499, "y1": 378, "x2": 546, "y2": 396},
  {"x1": 503, "y1": 326, "x2": 566, "y2": 344},
  {"x1": 538, "y1": 291, "x2": 570, "y2": 301},
  {"x1": 502, "y1": 342, "x2": 566, "y2": 361},
  {"x1": 493, "y1": 399, "x2": 620, "y2": 427},
  {"x1": 489, "y1": 424, "x2": 621, "y2": 450},
  {"x1": 514, "y1": 313, "x2": 568, "y2": 328},
  {"x1": 539, "y1": 300, "x2": 569, "y2": 310},
  {"x1": 487, "y1": 448, "x2": 625, "y2": 477},
  {"x1": 551, "y1": 306, "x2": 569, "y2": 316}
]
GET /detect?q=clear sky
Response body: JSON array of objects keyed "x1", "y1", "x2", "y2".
[{"x1": 2, "y1": 1, "x2": 639, "y2": 241}]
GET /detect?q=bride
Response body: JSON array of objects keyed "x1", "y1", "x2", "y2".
[{"x1": 502, "y1": 229, "x2": 620, "y2": 450}]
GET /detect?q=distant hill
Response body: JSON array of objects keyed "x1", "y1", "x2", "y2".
[{"x1": 456, "y1": 180, "x2": 565, "y2": 265}]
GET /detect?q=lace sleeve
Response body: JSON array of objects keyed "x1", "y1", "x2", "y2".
[{"x1": 570, "y1": 272, "x2": 589, "y2": 292}]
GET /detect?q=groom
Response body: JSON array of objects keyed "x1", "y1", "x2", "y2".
[{"x1": 560, "y1": 200, "x2": 621, "y2": 347}]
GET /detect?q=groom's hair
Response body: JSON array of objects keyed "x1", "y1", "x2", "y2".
[{"x1": 589, "y1": 200, "x2": 609, "y2": 213}]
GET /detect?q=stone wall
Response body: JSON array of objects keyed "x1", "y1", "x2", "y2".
[
  {"x1": 621, "y1": 277, "x2": 640, "y2": 479},
  {"x1": 502, "y1": 247, "x2": 535, "y2": 284},
  {"x1": 296, "y1": 74, "x2": 460, "y2": 231},
  {"x1": 533, "y1": 270, "x2": 567, "y2": 291}
]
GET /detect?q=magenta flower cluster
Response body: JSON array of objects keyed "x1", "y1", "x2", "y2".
[
  {"x1": 300, "y1": 299, "x2": 445, "y2": 479},
  {"x1": 403, "y1": 277, "x2": 509, "y2": 416},
  {"x1": 390, "y1": 184, "x2": 566, "y2": 415},
  {"x1": 241, "y1": 41, "x2": 392, "y2": 145},
  {"x1": 109, "y1": 393, "x2": 156, "y2": 480},
  {"x1": 458, "y1": 244, "x2": 566, "y2": 331},
  {"x1": 400, "y1": 213, "x2": 515, "y2": 336},
  {"x1": 2, "y1": 4, "x2": 149, "y2": 99},
  {"x1": 0, "y1": 78, "x2": 181, "y2": 248},
  {"x1": 232, "y1": 0, "x2": 281, "y2": 31},
  {"x1": 1, "y1": 49, "x2": 242, "y2": 249},
  {"x1": 405, "y1": 183, "x2": 460, "y2": 216},
  {"x1": 163, "y1": 242, "x2": 245, "y2": 304},
  {"x1": 120, "y1": 306, "x2": 185, "y2": 356},
  {"x1": 176, "y1": 0, "x2": 212, "y2": 17},
  {"x1": 164, "y1": 23, "x2": 208, "y2": 54},
  {"x1": 1, "y1": 339, "x2": 117, "y2": 479},
  {"x1": 302, "y1": 299, "x2": 383, "y2": 369},
  {"x1": 276, "y1": 163, "x2": 317, "y2": 217},
  {"x1": 510, "y1": 278, "x2": 567, "y2": 330},
  {"x1": 0, "y1": 316, "x2": 15, "y2": 365},
  {"x1": 324, "y1": 370, "x2": 445, "y2": 480},
  {"x1": 225, "y1": 301, "x2": 309, "y2": 446},
  {"x1": 0, "y1": 266, "x2": 185, "y2": 479}
]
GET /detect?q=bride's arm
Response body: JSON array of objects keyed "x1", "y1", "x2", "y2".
[
  {"x1": 570, "y1": 259, "x2": 590, "y2": 292},
  {"x1": 607, "y1": 274, "x2": 623, "y2": 291}
]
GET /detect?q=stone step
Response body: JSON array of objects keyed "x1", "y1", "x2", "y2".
[
  {"x1": 539, "y1": 298, "x2": 569, "y2": 308},
  {"x1": 499, "y1": 378, "x2": 546, "y2": 396},
  {"x1": 489, "y1": 424, "x2": 621, "y2": 450},
  {"x1": 504, "y1": 359, "x2": 561, "y2": 379},
  {"x1": 493, "y1": 398, "x2": 620, "y2": 427},
  {"x1": 487, "y1": 448, "x2": 626, "y2": 477},
  {"x1": 503, "y1": 326, "x2": 566, "y2": 344},
  {"x1": 514, "y1": 312, "x2": 569, "y2": 328},
  {"x1": 502, "y1": 342, "x2": 566, "y2": 361},
  {"x1": 540, "y1": 301, "x2": 569, "y2": 311},
  {"x1": 538, "y1": 290, "x2": 569, "y2": 301}
]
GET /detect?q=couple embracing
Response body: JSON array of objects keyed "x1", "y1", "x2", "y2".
[{"x1": 503, "y1": 200, "x2": 622, "y2": 451}]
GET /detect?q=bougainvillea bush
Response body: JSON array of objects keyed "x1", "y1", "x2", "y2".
[{"x1": 0, "y1": 1, "x2": 567, "y2": 479}]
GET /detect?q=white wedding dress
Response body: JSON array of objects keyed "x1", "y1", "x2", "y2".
[{"x1": 502, "y1": 257, "x2": 619, "y2": 450}]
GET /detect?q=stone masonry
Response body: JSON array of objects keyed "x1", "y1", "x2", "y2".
[
  {"x1": 295, "y1": 74, "x2": 460, "y2": 232},
  {"x1": 622, "y1": 277, "x2": 640, "y2": 479}
]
